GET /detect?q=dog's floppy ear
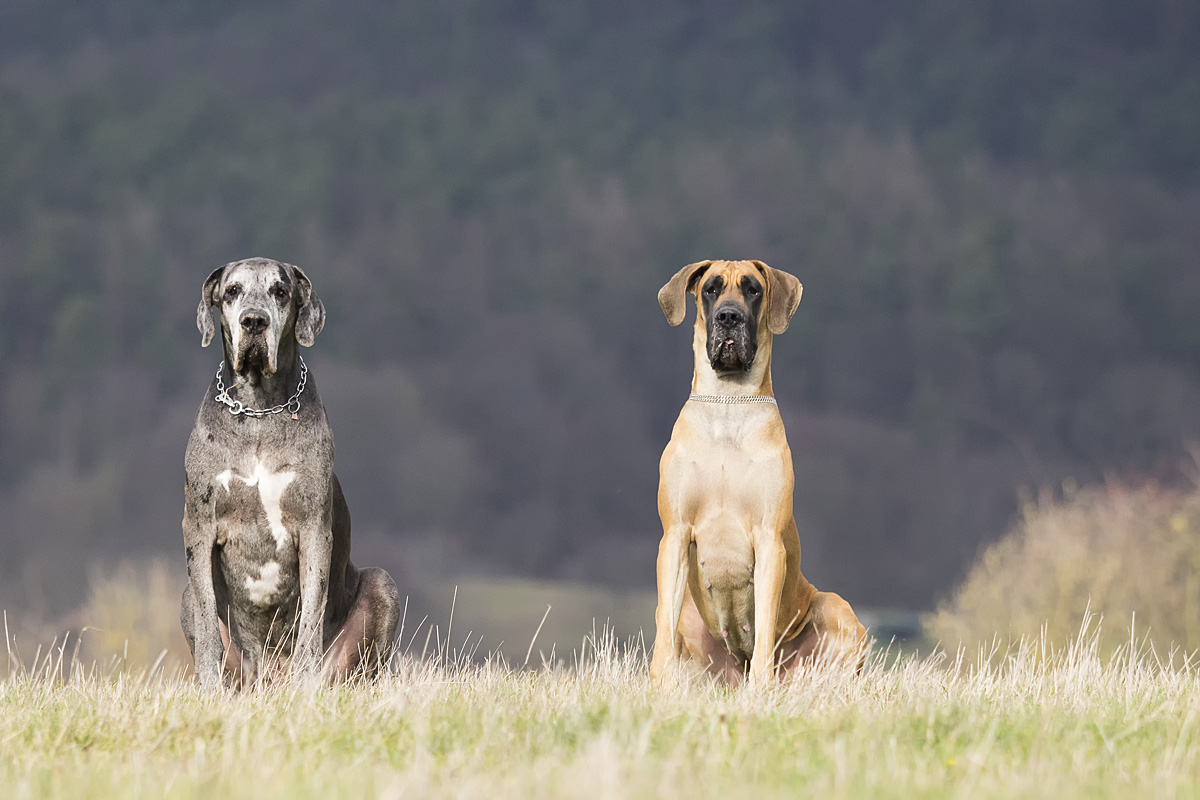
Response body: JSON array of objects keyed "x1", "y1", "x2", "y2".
[
  {"x1": 292, "y1": 265, "x2": 325, "y2": 347},
  {"x1": 752, "y1": 260, "x2": 803, "y2": 335},
  {"x1": 658, "y1": 260, "x2": 714, "y2": 326},
  {"x1": 196, "y1": 265, "x2": 226, "y2": 347}
]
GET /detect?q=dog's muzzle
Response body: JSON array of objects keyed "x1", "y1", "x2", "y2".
[
  {"x1": 708, "y1": 303, "x2": 756, "y2": 372},
  {"x1": 233, "y1": 308, "x2": 280, "y2": 373}
]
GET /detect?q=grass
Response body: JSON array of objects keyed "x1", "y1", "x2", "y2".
[{"x1": 4, "y1": 616, "x2": 1200, "y2": 800}]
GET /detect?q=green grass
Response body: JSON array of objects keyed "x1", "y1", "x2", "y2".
[{"x1": 4, "y1": 622, "x2": 1200, "y2": 799}]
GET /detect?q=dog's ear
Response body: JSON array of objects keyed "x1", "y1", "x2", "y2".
[
  {"x1": 292, "y1": 265, "x2": 325, "y2": 347},
  {"x1": 196, "y1": 265, "x2": 226, "y2": 347},
  {"x1": 752, "y1": 260, "x2": 803, "y2": 335},
  {"x1": 658, "y1": 260, "x2": 714, "y2": 326}
]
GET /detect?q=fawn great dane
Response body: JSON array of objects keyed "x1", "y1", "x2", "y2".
[{"x1": 651, "y1": 260, "x2": 866, "y2": 686}]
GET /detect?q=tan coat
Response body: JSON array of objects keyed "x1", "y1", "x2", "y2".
[{"x1": 650, "y1": 260, "x2": 866, "y2": 685}]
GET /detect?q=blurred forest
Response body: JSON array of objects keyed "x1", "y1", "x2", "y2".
[{"x1": 1, "y1": 0, "x2": 1199, "y2": 621}]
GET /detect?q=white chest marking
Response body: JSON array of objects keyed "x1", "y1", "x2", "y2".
[
  {"x1": 216, "y1": 461, "x2": 296, "y2": 550},
  {"x1": 244, "y1": 561, "x2": 282, "y2": 604}
]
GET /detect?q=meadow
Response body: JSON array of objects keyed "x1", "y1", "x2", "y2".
[{"x1": 4, "y1": 617, "x2": 1199, "y2": 800}]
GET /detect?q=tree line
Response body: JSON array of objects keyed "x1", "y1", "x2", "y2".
[{"x1": 1, "y1": 0, "x2": 1198, "y2": 614}]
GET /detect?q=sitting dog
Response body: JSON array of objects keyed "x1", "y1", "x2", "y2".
[
  {"x1": 650, "y1": 259, "x2": 867, "y2": 685},
  {"x1": 181, "y1": 258, "x2": 400, "y2": 687}
]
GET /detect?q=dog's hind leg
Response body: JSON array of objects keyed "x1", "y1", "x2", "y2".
[
  {"x1": 777, "y1": 591, "x2": 867, "y2": 675},
  {"x1": 322, "y1": 566, "x2": 401, "y2": 681}
]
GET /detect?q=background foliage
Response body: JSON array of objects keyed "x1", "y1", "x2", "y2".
[
  {"x1": 928, "y1": 478, "x2": 1200, "y2": 656},
  {"x1": 2, "y1": 0, "x2": 1199, "y2": 618}
]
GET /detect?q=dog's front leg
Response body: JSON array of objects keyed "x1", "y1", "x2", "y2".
[
  {"x1": 183, "y1": 518, "x2": 224, "y2": 690},
  {"x1": 650, "y1": 526, "x2": 690, "y2": 685},
  {"x1": 295, "y1": 519, "x2": 332, "y2": 676},
  {"x1": 749, "y1": 533, "x2": 787, "y2": 685}
]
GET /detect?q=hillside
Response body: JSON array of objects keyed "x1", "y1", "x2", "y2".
[{"x1": 1, "y1": 1, "x2": 1199, "y2": 613}]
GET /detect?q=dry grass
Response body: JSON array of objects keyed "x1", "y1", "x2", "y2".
[
  {"x1": 927, "y1": 483, "x2": 1200, "y2": 659},
  {"x1": 6, "y1": 537, "x2": 1200, "y2": 799},
  {"x1": 4, "y1": 616, "x2": 1200, "y2": 800}
]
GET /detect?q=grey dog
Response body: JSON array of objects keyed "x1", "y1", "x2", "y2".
[{"x1": 181, "y1": 257, "x2": 401, "y2": 687}]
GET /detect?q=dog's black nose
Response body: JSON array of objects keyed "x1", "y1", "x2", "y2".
[
  {"x1": 716, "y1": 305, "x2": 745, "y2": 326},
  {"x1": 240, "y1": 310, "x2": 269, "y2": 334}
]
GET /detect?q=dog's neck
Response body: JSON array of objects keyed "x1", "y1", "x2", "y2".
[
  {"x1": 690, "y1": 322, "x2": 774, "y2": 396},
  {"x1": 219, "y1": 338, "x2": 302, "y2": 409}
]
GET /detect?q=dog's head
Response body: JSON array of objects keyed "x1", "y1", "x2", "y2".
[
  {"x1": 196, "y1": 258, "x2": 325, "y2": 374},
  {"x1": 658, "y1": 259, "x2": 802, "y2": 373}
]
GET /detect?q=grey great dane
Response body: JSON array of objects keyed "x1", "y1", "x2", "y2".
[{"x1": 181, "y1": 257, "x2": 401, "y2": 688}]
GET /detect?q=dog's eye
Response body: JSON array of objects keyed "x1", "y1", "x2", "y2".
[
  {"x1": 224, "y1": 286, "x2": 240, "y2": 301},
  {"x1": 274, "y1": 287, "x2": 288, "y2": 300},
  {"x1": 704, "y1": 283, "x2": 721, "y2": 297}
]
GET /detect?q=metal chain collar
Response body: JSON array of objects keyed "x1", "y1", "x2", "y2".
[
  {"x1": 688, "y1": 393, "x2": 777, "y2": 406},
  {"x1": 214, "y1": 356, "x2": 308, "y2": 418}
]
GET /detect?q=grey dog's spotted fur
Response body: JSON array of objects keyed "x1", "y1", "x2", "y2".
[{"x1": 181, "y1": 258, "x2": 400, "y2": 687}]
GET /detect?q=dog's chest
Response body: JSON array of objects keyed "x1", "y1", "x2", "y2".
[
  {"x1": 663, "y1": 407, "x2": 792, "y2": 647},
  {"x1": 211, "y1": 458, "x2": 301, "y2": 606},
  {"x1": 666, "y1": 411, "x2": 788, "y2": 536}
]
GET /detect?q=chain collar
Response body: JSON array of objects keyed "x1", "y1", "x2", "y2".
[
  {"x1": 214, "y1": 356, "x2": 308, "y2": 418},
  {"x1": 688, "y1": 393, "x2": 777, "y2": 406}
]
